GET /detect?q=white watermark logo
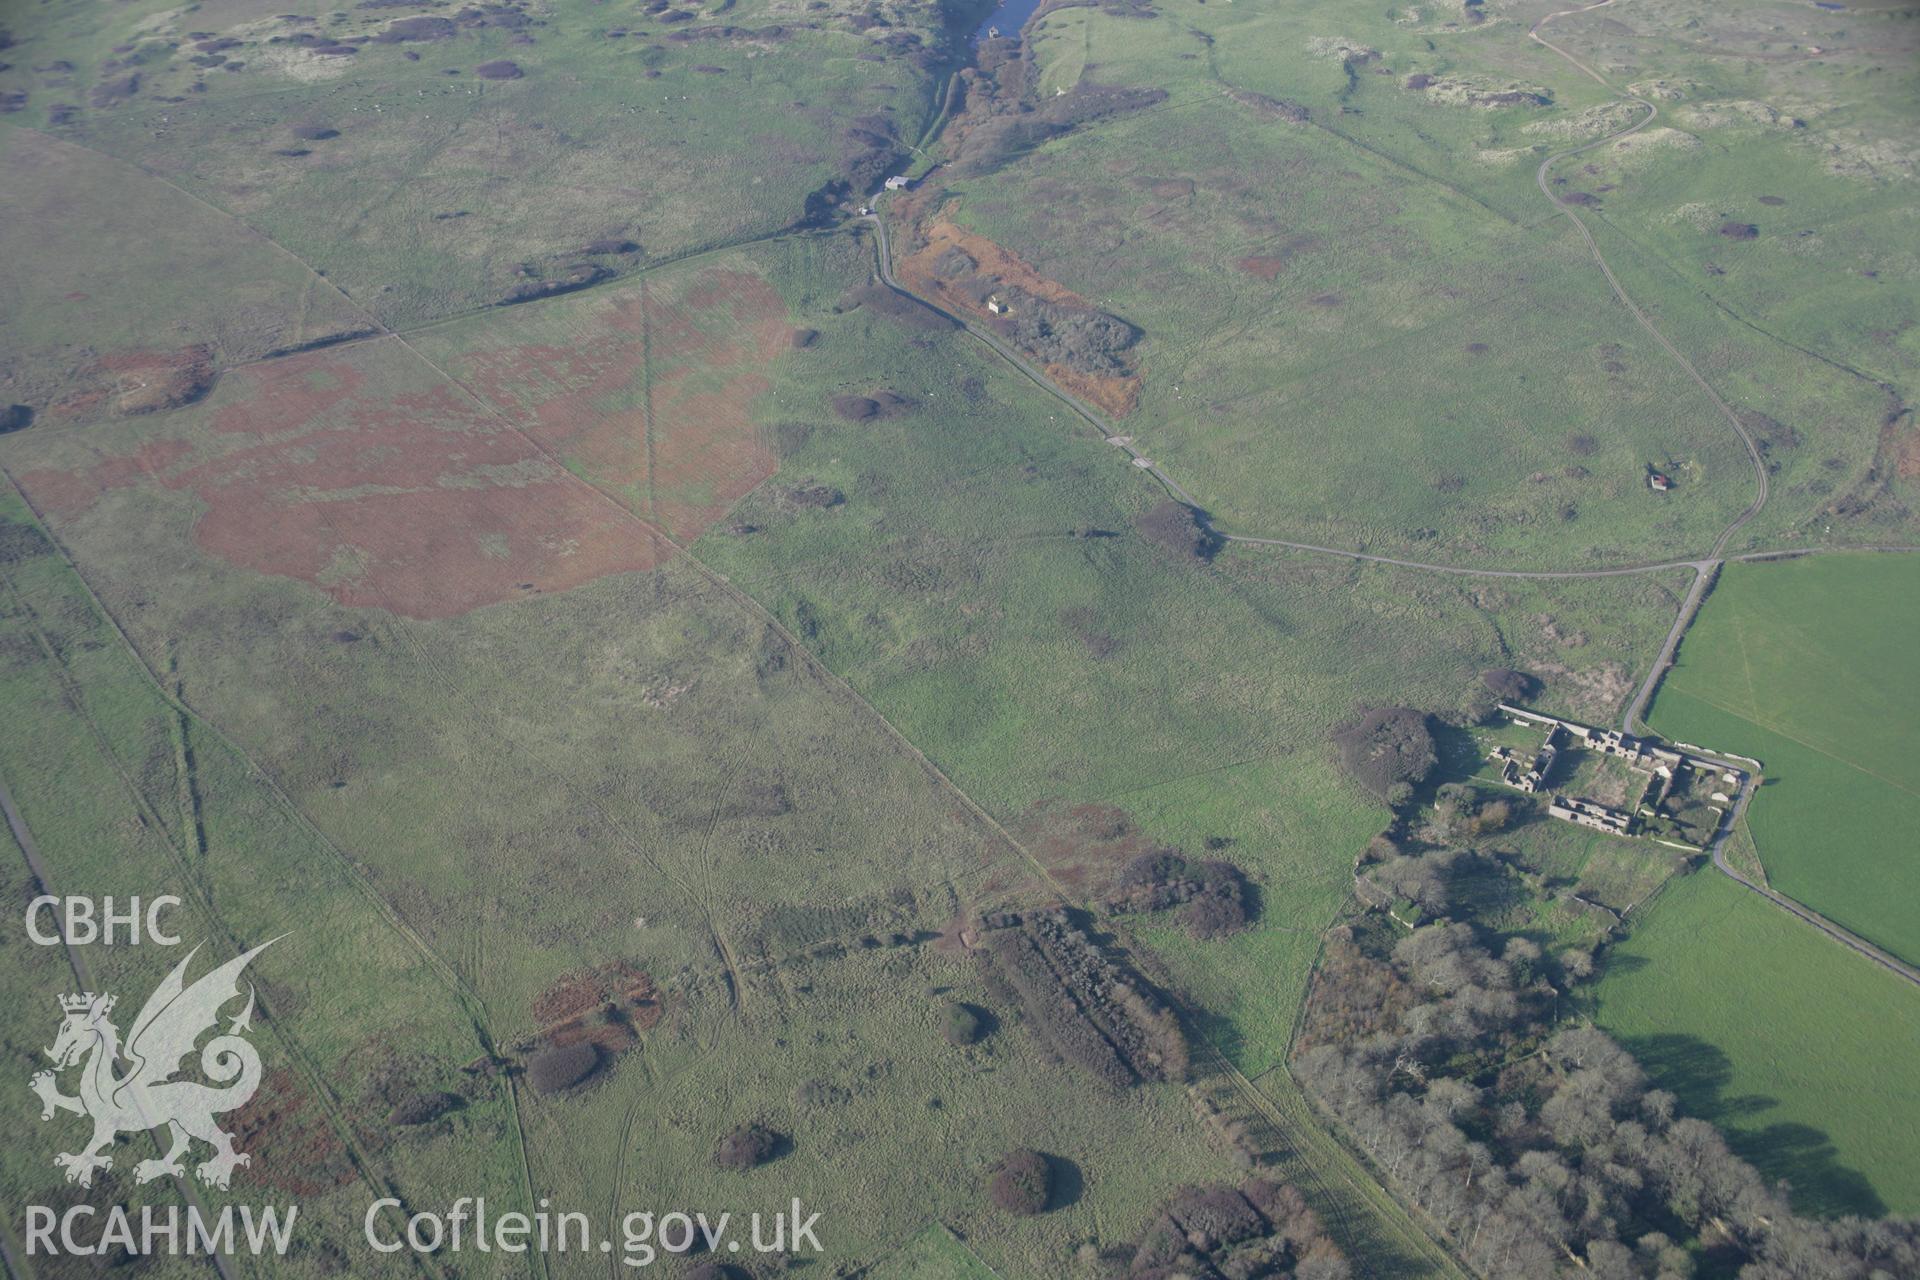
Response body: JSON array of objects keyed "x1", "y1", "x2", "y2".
[
  {"x1": 30, "y1": 939, "x2": 276, "y2": 1191},
  {"x1": 364, "y1": 1198, "x2": 824, "y2": 1268}
]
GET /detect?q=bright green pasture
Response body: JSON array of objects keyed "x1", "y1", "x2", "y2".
[
  {"x1": 1650, "y1": 553, "x2": 1920, "y2": 965},
  {"x1": 1592, "y1": 869, "x2": 1920, "y2": 1218}
]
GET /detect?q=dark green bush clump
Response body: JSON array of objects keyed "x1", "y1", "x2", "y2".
[
  {"x1": 388, "y1": 1090, "x2": 461, "y2": 1126},
  {"x1": 526, "y1": 1042, "x2": 599, "y2": 1094},
  {"x1": 1481, "y1": 667, "x2": 1539, "y2": 702},
  {"x1": 713, "y1": 1122, "x2": 783, "y2": 1171},
  {"x1": 1108, "y1": 849, "x2": 1255, "y2": 938},
  {"x1": 1001, "y1": 294, "x2": 1138, "y2": 376},
  {"x1": 944, "y1": 1001, "x2": 986, "y2": 1045},
  {"x1": 987, "y1": 1148, "x2": 1053, "y2": 1215},
  {"x1": 1334, "y1": 707, "x2": 1436, "y2": 804},
  {"x1": 1135, "y1": 501, "x2": 1222, "y2": 564}
]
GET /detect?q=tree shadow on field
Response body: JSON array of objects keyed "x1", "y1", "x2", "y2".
[
  {"x1": 1624, "y1": 1033, "x2": 1887, "y2": 1218},
  {"x1": 1044, "y1": 1155, "x2": 1084, "y2": 1212},
  {"x1": 1598, "y1": 950, "x2": 1651, "y2": 978},
  {"x1": 1429, "y1": 721, "x2": 1486, "y2": 791}
]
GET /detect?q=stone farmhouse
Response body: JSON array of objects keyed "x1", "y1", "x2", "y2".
[
  {"x1": 1489, "y1": 704, "x2": 1749, "y2": 842},
  {"x1": 1549, "y1": 796, "x2": 1634, "y2": 836},
  {"x1": 1488, "y1": 727, "x2": 1561, "y2": 794}
]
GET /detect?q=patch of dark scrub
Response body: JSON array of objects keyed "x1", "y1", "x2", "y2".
[
  {"x1": 1117, "y1": 1179, "x2": 1347, "y2": 1275},
  {"x1": 88, "y1": 73, "x2": 138, "y2": 108},
  {"x1": 457, "y1": 2, "x2": 534, "y2": 30},
  {"x1": 784, "y1": 482, "x2": 844, "y2": 509},
  {"x1": 1470, "y1": 88, "x2": 1550, "y2": 107},
  {"x1": 837, "y1": 112, "x2": 904, "y2": 196},
  {"x1": 789, "y1": 327, "x2": 818, "y2": 349},
  {"x1": 1227, "y1": 88, "x2": 1308, "y2": 122},
  {"x1": 290, "y1": 123, "x2": 338, "y2": 140},
  {"x1": 374, "y1": 16, "x2": 456, "y2": 40},
  {"x1": 495, "y1": 263, "x2": 609, "y2": 305},
  {"x1": 831, "y1": 390, "x2": 912, "y2": 422},
  {"x1": 524, "y1": 1041, "x2": 600, "y2": 1095},
  {"x1": 713, "y1": 1122, "x2": 785, "y2": 1171},
  {"x1": 972, "y1": 909, "x2": 1189, "y2": 1088},
  {"x1": 987, "y1": 1148, "x2": 1054, "y2": 1215},
  {"x1": 1334, "y1": 706, "x2": 1436, "y2": 805},
  {"x1": 1718, "y1": 221, "x2": 1759, "y2": 240},
  {"x1": 388, "y1": 1090, "x2": 460, "y2": 1126},
  {"x1": 1104, "y1": 848, "x2": 1255, "y2": 939},
  {"x1": 474, "y1": 59, "x2": 522, "y2": 79},
  {"x1": 998, "y1": 293, "x2": 1138, "y2": 376},
  {"x1": 1481, "y1": 667, "x2": 1539, "y2": 701},
  {"x1": 1135, "y1": 500, "x2": 1220, "y2": 564},
  {"x1": 584, "y1": 237, "x2": 640, "y2": 255},
  {"x1": 0, "y1": 517, "x2": 54, "y2": 565},
  {"x1": 1739, "y1": 409, "x2": 1800, "y2": 456},
  {"x1": 0, "y1": 91, "x2": 26, "y2": 114},
  {"x1": 0, "y1": 405, "x2": 34, "y2": 434},
  {"x1": 953, "y1": 83, "x2": 1168, "y2": 176},
  {"x1": 840, "y1": 284, "x2": 955, "y2": 333}
]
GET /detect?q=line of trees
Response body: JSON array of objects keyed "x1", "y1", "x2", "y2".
[
  {"x1": 1294, "y1": 921, "x2": 1920, "y2": 1278},
  {"x1": 1104, "y1": 847, "x2": 1254, "y2": 938},
  {"x1": 1091, "y1": 1176, "x2": 1350, "y2": 1279}
]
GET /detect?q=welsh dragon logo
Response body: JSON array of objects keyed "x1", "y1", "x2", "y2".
[{"x1": 30, "y1": 940, "x2": 276, "y2": 1191}]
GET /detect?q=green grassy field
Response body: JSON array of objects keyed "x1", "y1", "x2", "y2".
[
  {"x1": 917, "y1": 0, "x2": 1918, "y2": 563},
  {"x1": 872, "y1": 1223, "x2": 1000, "y2": 1280},
  {"x1": 1650, "y1": 553, "x2": 1920, "y2": 965},
  {"x1": 0, "y1": 450, "x2": 1242, "y2": 1277},
  {"x1": 1591, "y1": 869, "x2": 1920, "y2": 1218},
  {"x1": 0, "y1": 127, "x2": 372, "y2": 422},
  {"x1": 1589, "y1": 551, "x2": 1920, "y2": 1220}
]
